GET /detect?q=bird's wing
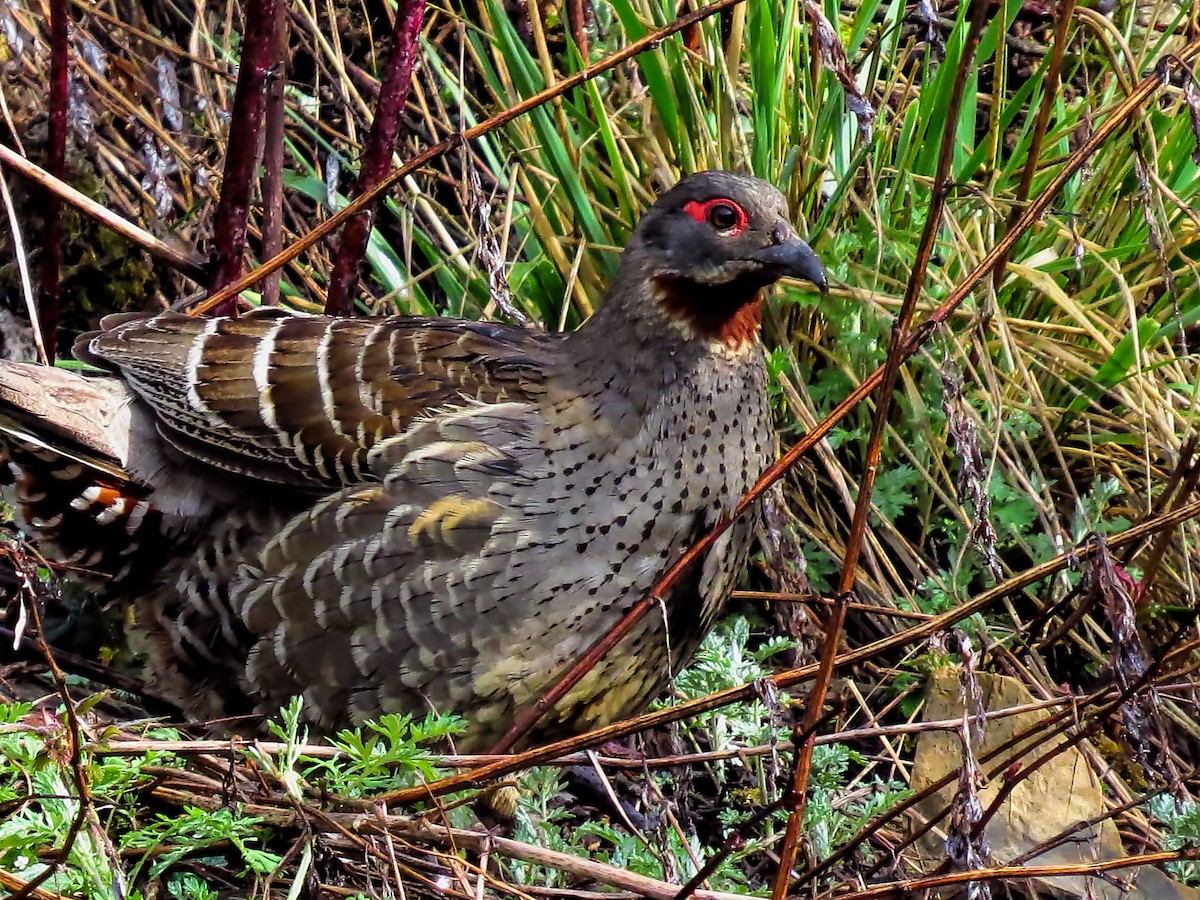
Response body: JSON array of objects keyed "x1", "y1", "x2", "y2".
[
  {"x1": 230, "y1": 397, "x2": 749, "y2": 743},
  {"x1": 231, "y1": 399, "x2": 546, "y2": 730},
  {"x1": 77, "y1": 310, "x2": 556, "y2": 490}
]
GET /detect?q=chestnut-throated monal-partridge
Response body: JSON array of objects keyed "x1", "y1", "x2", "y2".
[{"x1": 0, "y1": 171, "x2": 826, "y2": 750}]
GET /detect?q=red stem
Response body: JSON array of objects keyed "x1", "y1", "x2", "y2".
[
  {"x1": 40, "y1": 0, "x2": 68, "y2": 361},
  {"x1": 207, "y1": 0, "x2": 282, "y2": 316},
  {"x1": 260, "y1": 4, "x2": 288, "y2": 307},
  {"x1": 324, "y1": 0, "x2": 427, "y2": 316},
  {"x1": 566, "y1": 0, "x2": 591, "y2": 60}
]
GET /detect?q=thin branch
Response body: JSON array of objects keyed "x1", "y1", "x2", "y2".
[
  {"x1": 0, "y1": 623, "x2": 180, "y2": 714},
  {"x1": 771, "y1": 2, "x2": 990, "y2": 894},
  {"x1": 7, "y1": 561, "x2": 93, "y2": 900},
  {"x1": 992, "y1": 0, "x2": 1078, "y2": 287},
  {"x1": 0, "y1": 166, "x2": 47, "y2": 363},
  {"x1": 840, "y1": 847, "x2": 1200, "y2": 900}
]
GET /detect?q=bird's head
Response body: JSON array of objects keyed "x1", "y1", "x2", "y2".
[{"x1": 620, "y1": 171, "x2": 827, "y2": 351}]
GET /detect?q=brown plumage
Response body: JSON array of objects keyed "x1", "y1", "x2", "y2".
[{"x1": 0, "y1": 171, "x2": 826, "y2": 750}]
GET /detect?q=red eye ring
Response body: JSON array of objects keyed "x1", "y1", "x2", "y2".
[{"x1": 683, "y1": 198, "x2": 748, "y2": 236}]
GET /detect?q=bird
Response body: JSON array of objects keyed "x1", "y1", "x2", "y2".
[{"x1": 0, "y1": 171, "x2": 826, "y2": 751}]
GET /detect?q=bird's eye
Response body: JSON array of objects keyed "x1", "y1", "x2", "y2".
[
  {"x1": 707, "y1": 203, "x2": 739, "y2": 231},
  {"x1": 683, "y1": 198, "x2": 748, "y2": 236}
]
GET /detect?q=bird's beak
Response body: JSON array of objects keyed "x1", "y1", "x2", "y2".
[{"x1": 748, "y1": 238, "x2": 828, "y2": 293}]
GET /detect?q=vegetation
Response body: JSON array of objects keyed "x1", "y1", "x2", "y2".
[{"x1": 0, "y1": 0, "x2": 1198, "y2": 897}]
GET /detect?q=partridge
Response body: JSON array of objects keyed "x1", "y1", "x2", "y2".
[{"x1": 0, "y1": 171, "x2": 825, "y2": 750}]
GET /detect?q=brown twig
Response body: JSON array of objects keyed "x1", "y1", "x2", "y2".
[
  {"x1": 7, "y1": 563, "x2": 95, "y2": 900},
  {"x1": 0, "y1": 869, "x2": 70, "y2": 900},
  {"x1": 770, "y1": 3, "x2": 990, "y2": 894},
  {"x1": 992, "y1": 0, "x2": 1078, "y2": 288},
  {"x1": 133, "y1": 724, "x2": 1200, "y2": 900},
  {"x1": 839, "y1": 849, "x2": 1200, "y2": 900},
  {"x1": 0, "y1": 623, "x2": 180, "y2": 715},
  {"x1": 673, "y1": 796, "x2": 790, "y2": 900},
  {"x1": 732, "y1": 590, "x2": 934, "y2": 620},
  {"x1": 143, "y1": 786, "x2": 753, "y2": 900},
  {"x1": 1007, "y1": 784, "x2": 1182, "y2": 866},
  {"x1": 0, "y1": 144, "x2": 208, "y2": 279}
]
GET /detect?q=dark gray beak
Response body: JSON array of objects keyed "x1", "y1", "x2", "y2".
[{"x1": 749, "y1": 238, "x2": 828, "y2": 293}]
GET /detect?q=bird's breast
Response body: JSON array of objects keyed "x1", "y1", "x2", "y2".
[
  {"x1": 479, "y1": 359, "x2": 774, "y2": 659},
  {"x1": 458, "y1": 364, "x2": 772, "y2": 743}
]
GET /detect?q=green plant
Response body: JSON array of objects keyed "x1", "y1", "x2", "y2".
[{"x1": 1149, "y1": 794, "x2": 1200, "y2": 885}]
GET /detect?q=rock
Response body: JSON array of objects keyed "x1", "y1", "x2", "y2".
[{"x1": 911, "y1": 668, "x2": 1198, "y2": 900}]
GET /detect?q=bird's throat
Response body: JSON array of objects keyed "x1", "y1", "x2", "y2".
[{"x1": 652, "y1": 276, "x2": 763, "y2": 350}]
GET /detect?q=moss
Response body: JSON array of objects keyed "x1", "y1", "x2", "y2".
[{"x1": 0, "y1": 140, "x2": 154, "y2": 356}]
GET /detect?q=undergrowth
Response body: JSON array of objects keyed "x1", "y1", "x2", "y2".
[{"x1": 0, "y1": 618, "x2": 898, "y2": 898}]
